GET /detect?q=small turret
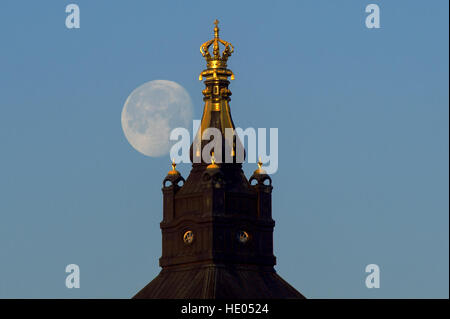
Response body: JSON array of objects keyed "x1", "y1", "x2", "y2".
[
  {"x1": 250, "y1": 158, "x2": 273, "y2": 220},
  {"x1": 162, "y1": 159, "x2": 184, "y2": 223}
]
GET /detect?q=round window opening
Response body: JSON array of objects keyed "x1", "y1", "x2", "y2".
[
  {"x1": 183, "y1": 230, "x2": 194, "y2": 244},
  {"x1": 238, "y1": 230, "x2": 249, "y2": 244}
]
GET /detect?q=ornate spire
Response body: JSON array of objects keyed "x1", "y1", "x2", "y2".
[
  {"x1": 192, "y1": 20, "x2": 242, "y2": 166},
  {"x1": 134, "y1": 22, "x2": 304, "y2": 300}
]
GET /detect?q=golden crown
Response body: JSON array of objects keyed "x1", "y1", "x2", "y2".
[{"x1": 200, "y1": 19, "x2": 234, "y2": 70}]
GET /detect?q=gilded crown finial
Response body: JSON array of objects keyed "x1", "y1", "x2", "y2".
[{"x1": 199, "y1": 20, "x2": 235, "y2": 71}]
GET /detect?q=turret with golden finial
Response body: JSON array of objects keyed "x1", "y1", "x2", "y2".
[
  {"x1": 249, "y1": 157, "x2": 272, "y2": 186},
  {"x1": 163, "y1": 159, "x2": 185, "y2": 188}
]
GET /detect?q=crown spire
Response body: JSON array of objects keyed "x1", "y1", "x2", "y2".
[
  {"x1": 199, "y1": 19, "x2": 235, "y2": 74},
  {"x1": 192, "y1": 20, "x2": 242, "y2": 165}
]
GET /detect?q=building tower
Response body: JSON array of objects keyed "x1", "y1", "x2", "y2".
[{"x1": 134, "y1": 20, "x2": 304, "y2": 299}]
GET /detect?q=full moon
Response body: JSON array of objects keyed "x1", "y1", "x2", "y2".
[{"x1": 121, "y1": 80, "x2": 193, "y2": 157}]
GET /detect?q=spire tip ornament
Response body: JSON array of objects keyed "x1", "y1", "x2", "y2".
[
  {"x1": 207, "y1": 152, "x2": 219, "y2": 170},
  {"x1": 168, "y1": 158, "x2": 180, "y2": 175},
  {"x1": 199, "y1": 20, "x2": 235, "y2": 77},
  {"x1": 254, "y1": 157, "x2": 267, "y2": 175}
]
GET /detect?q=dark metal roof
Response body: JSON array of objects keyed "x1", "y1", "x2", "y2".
[{"x1": 134, "y1": 264, "x2": 304, "y2": 299}]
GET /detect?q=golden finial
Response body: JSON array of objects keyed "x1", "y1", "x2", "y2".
[
  {"x1": 168, "y1": 158, "x2": 180, "y2": 175},
  {"x1": 214, "y1": 19, "x2": 219, "y2": 39},
  {"x1": 254, "y1": 157, "x2": 266, "y2": 175},
  {"x1": 171, "y1": 158, "x2": 176, "y2": 170},
  {"x1": 207, "y1": 152, "x2": 219, "y2": 169},
  {"x1": 199, "y1": 19, "x2": 235, "y2": 71}
]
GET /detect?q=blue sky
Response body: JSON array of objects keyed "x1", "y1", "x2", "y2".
[{"x1": 0, "y1": 0, "x2": 448, "y2": 298}]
